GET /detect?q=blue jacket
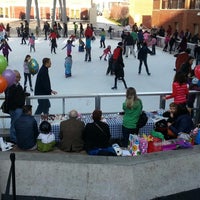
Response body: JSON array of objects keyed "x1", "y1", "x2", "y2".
[
  {"x1": 14, "y1": 114, "x2": 39, "y2": 150},
  {"x1": 169, "y1": 114, "x2": 194, "y2": 135}
]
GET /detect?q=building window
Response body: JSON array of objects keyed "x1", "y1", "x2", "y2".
[
  {"x1": 162, "y1": 0, "x2": 185, "y2": 9},
  {"x1": 189, "y1": 0, "x2": 200, "y2": 8}
]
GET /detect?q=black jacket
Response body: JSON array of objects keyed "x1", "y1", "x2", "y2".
[
  {"x1": 83, "y1": 121, "x2": 111, "y2": 151},
  {"x1": 138, "y1": 46, "x2": 152, "y2": 60},
  {"x1": 5, "y1": 83, "x2": 25, "y2": 111},
  {"x1": 35, "y1": 65, "x2": 51, "y2": 95}
]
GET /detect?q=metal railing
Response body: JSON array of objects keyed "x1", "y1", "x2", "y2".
[{"x1": 1, "y1": 90, "x2": 200, "y2": 123}]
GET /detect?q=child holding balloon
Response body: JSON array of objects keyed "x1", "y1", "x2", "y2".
[{"x1": 23, "y1": 55, "x2": 33, "y2": 92}]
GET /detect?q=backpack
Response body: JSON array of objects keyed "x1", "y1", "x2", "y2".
[{"x1": 137, "y1": 111, "x2": 148, "y2": 129}]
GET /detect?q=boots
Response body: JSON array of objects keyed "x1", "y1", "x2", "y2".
[{"x1": 0, "y1": 137, "x2": 13, "y2": 151}]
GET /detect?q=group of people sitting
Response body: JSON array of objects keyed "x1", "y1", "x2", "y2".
[
  {"x1": 12, "y1": 105, "x2": 114, "y2": 155},
  {"x1": 9, "y1": 84, "x2": 195, "y2": 155}
]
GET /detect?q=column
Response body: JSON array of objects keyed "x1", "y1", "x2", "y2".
[
  {"x1": 35, "y1": 0, "x2": 40, "y2": 28},
  {"x1": 26, "y1": 0, "x2": 32, "y2": 23}
]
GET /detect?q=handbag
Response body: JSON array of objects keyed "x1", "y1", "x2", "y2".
[
  {"x1": 1, "y1": 100, "x2": 9, "y2": 114},
  {"x1": 137, "y1": 111, "x2": 148, "y2": 128}
]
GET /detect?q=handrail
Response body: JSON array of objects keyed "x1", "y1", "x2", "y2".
[{"x1": 1, "y1": 90, "x2": 200, "y2": 123}]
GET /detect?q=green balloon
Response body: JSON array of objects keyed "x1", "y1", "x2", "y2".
[{"x1": 0, "y1": 55, "x2": 8, "y2": 74}]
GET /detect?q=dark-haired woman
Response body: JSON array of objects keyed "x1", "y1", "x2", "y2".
[
  {"x1": 83, "y1": 109, "x2": 111, "y2": 154},
  {"x1": 164, "y1": 71, "x2": 189, "y2": 105}
]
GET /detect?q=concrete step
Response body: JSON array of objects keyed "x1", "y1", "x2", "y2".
[{"x1": 0, "y1": 128, "x2": 9, "y2": 139}]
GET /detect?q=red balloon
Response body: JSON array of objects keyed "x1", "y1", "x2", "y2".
[
  {"x1": 194, "y1": 65, "x2": 200, "y2": 80},
  {"x1": 0, "y1": 76, "x2": 8, "y2": 93}
]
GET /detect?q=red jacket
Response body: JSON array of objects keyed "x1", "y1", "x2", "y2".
[
  {"x1": 49, "y1": 32, "x2": 57, "y2": 39},
  {"x1": 84, "y1": 28, "x2": 93, "y2": 38},
  {"x1": 166, "y1": 82, "x2": 189, "y2": 104},
  {"x1": 175, "y1": 52, "x2": 189, "y2": 71}
]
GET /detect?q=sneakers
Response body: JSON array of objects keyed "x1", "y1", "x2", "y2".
[
  {"x1": 99, "y1": 56, "x2": 102, "y2": 60},
  {"x1": 111, "y1": 86, "x2": 117, "y2": 90},
  {"x1": 147, "y1": 73, "x2": 151, "y2": 76},
  {"x1": 0, "y1": 137, "x2": 14, "y2": 151}
]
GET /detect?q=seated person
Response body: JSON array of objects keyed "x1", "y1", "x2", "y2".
[
  {"x1": 156, "y1": 102, "x2": 177, "y2": 139},
  {"x1": 14, "y1": 105, "x2": 39, "y2": 150},
  {"x1": 163, "y1": 102, "x2": 177, "y2": 125},
  {"x1": 167, "y1": 104, "x2": 194, "y2": 139},
  {"x1": 83, "y1": 109, "x2": 112, "y2": 155},
  {"x1": 59, "y1": 110, "x2": 85, "y2": 152},
  {"x1": 37, "y1": 121, "x2": 56, "y2": 152}
]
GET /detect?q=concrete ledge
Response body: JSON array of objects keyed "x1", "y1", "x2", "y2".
[{"x1": 1, "y1": 147, "x2": 200, "y2": 200}]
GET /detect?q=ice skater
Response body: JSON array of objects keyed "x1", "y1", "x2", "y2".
[
  {"x1": 62, "y1": 40, "x2": 75, "y2": 56},
  {"x1": 99, "y1": 45, "x2": 111, "y2": 61},
  {"x1": 64, "y1": 54, "x2": 72, "y2": 77},
  {"x1": 28, "y1": 33, "x2": 36, "y2": 52},
  {"x1": 0, "y1": 39, "x2": 12, "y2": 63}
]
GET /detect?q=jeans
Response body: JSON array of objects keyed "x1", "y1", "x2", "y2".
[
  {"x1": 24, "y1": 73, "x2": 32, "y2": 88},
  {"x1": 9, "y1": 108, "x2": 23, "y2": 143},
  {"x1": 139, "y1": 58, "x2": 150, "y2": 74},
  {"x1": 35, "y1": 99, "x2": 51, "y2": 115}
]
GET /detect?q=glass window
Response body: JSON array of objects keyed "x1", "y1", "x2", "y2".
[
  {"x1": 162, "y1": 0, "x2": 185, "y2": 9},
  {"x1": 195, "y1": 0, "x2": 200, "y2": 8},
  {"x1": 190, "y1": 0, "x2": 200, "y2": 9}
]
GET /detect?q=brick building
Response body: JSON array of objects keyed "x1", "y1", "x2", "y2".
[
  {"x1": 0, "y1": 0, "x2": 91, "y2": 20},
  {"x1": 129, "y1": 0, "x2": 153, "y2": 28},
  {"x1": 152, "y1": 0, "x2": 200, "y2": 36}
]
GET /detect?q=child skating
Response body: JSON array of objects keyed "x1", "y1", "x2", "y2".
[{"x1": 99, "y1": 45, "x2": 111, "y2": 61}]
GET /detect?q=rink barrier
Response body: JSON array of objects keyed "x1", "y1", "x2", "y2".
[
  {"x1": 156, "y1": 36, "x2": 196, "y2": 55},
  {"x1": 0, "y1": 90, "x2": 200, "y2": 123}
]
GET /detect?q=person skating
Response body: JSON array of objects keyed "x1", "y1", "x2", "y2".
[
  {"x1": 137, "y1": 42, "x2": 152, "y2": 75},
  {"x1": 111, "y1": 42, "x2": 127, "y2": 89}
]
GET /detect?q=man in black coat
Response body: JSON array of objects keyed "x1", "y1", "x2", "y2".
[{"x1": 34, "y1": 58, "x2": 57, "y2": 115}]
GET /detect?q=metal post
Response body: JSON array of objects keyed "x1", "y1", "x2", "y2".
[
  {"x1": 95, "y1": 96, "x2": 101, "y2": 110},
  {"x1": 34, "y1": 0, "x2": 40, "y2": 28},
  {"x1": 62, "y1": 0, "x2": 68, "y2": 37},
  {"x1": 10, "y1": 153, "x2": 16, "y2": 200},
  {"x1": 159, "y1": 95, "x2": 166, "y2": 109},
  {"x1": 52, "y1": 0, "x2": 57, "y2": 28},
  {"x1": 62, "y1": 98, "x2": 65, "y2": 115},
  {"x1": 58, "y1": 0, "x2": 63, "y2": 21},
  {"x1": 26, "y1": 0, "x2": 32, "y2": 23}
]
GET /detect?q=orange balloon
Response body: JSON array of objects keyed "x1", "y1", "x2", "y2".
[{"x1": 0, "y1": 76, "x2": 8, "y2": 93}]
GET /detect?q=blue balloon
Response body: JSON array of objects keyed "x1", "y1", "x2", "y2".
[{"x1": 28, "y1": 58, "x2": 39, "y2": 75}]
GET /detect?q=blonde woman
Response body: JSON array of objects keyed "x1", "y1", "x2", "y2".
[{"x1": 122, "y1": 87, "x2": 142, "y2": 147}]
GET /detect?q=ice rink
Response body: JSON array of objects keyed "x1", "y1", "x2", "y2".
[{"x1": 0, "y1": 31, "x2": 180, "y2": 120}]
